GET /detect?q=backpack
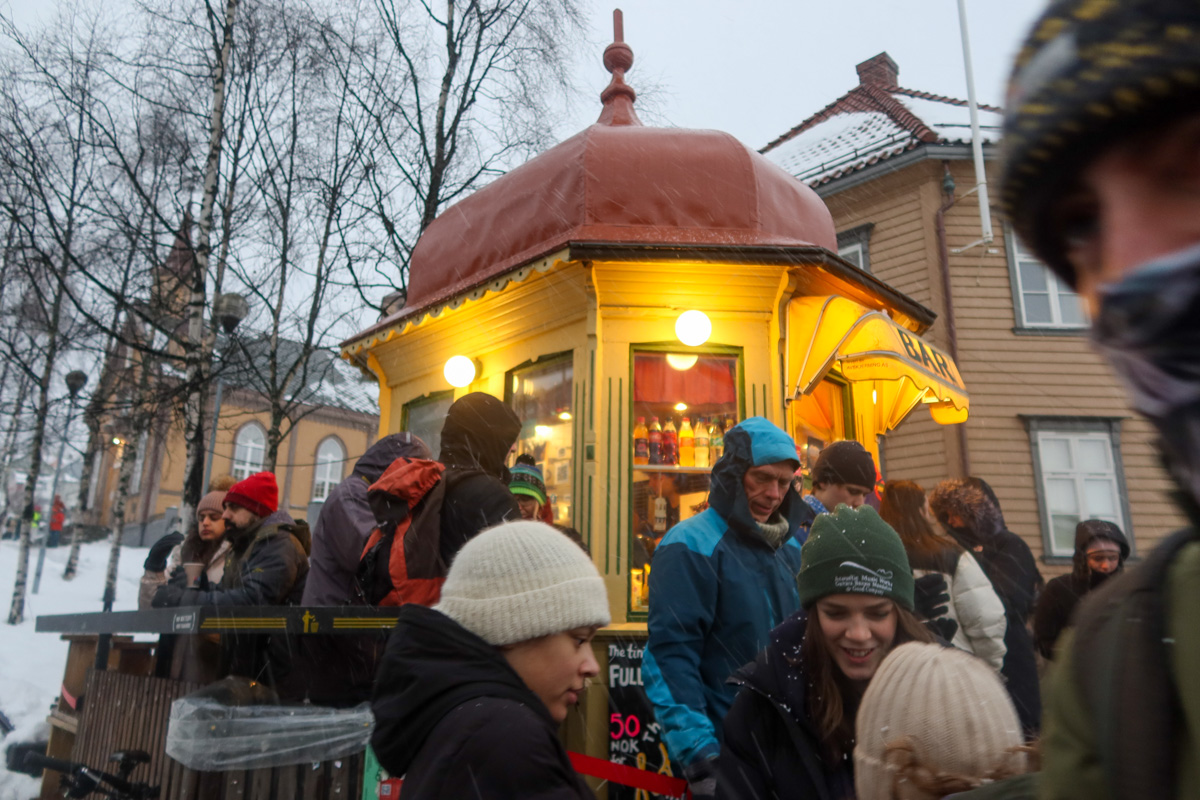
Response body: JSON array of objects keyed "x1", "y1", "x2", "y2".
[{"x1": 356, "y1": 458, "x2": 449, "y2": 607}]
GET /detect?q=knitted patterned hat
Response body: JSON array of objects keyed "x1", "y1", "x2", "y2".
[
  {"x1": 798, "y1": 505, "x2": 914, "y2": 611},
  {"x1": 435, "y1": 520, "x2": 610, "y2": 646},
  {"x1": 1001, "y1": 0, "x2": 1200, "y2": 287},
  {"x1": 855, "y1": 643, "x2": 1027, "y2": 800},
  {"x1": 509, "y1": 457, "x2": 548, "y2": 505},
  {"x1": 224, "y1": 472, "x2": 278, "y2": 518}
]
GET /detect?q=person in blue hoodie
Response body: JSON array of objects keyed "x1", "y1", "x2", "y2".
[{"x1": 642, "y1": 417, "x2": 814, "y2": 800}]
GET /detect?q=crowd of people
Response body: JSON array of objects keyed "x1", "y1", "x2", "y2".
[{"x1": 129, "y1": 2, "x2": 1200, "y2": 797}]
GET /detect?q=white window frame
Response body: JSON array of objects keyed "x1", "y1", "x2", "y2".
[
  {"x1": 232, "y1": 423, "x2": 266, "y2": 481},
  {"x1": 1007, "y1": 229, "x2": 1088, "y2": 330},
  {"x1": 311, "y1": 437, "x2": 345, "y2": 502},
  {"x1": 838, "y1": 242, "x2": 865, "y2": 270},
  {"x1": 836, "y1": 222, "x2": 874, "y2": 274},
  {"x1": 1024, "y1": 417, "x2": 1133, "y2": 560}
]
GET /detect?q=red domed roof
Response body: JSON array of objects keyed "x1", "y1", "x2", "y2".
[{"x1": 403, "y1": 14, "x2": 837, "y2": 315}]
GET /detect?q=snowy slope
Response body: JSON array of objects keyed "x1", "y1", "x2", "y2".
[{"x1": 0, "y1": 539, "x2": 146, "y2": 800}]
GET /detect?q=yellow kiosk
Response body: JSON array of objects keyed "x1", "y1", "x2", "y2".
[{"x1": 341, "y1": 18, "x2": 969, "y2": 793}]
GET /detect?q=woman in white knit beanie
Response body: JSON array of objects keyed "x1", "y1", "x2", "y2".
[
  {"x1": 855, "y1": 642, "x2": 1033, "y2": 799},
  {"x1": 371, "y1": 520, "x2": 610, "y2": 800}
]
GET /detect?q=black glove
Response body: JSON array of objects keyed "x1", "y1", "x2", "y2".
[
  {"x1": 924, "y1": 616, "x2": 959, "y2": 643},
  {"x1": 683, "y1": 755, "x2": 718, "y2": 800},
  {"x1": 913, "y1": 573, "x2": 950, "y2": 620}
]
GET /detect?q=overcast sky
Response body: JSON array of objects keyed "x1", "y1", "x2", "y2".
[
  {"x1": 565, "y1": 0, "x2": 1047, "y2": 149},
  {"x1": 2, "y1": 0, "x2": 1047, "y2": 150}
]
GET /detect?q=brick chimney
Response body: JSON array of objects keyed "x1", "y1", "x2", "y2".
[{"x1": 856, "y1": 52, "x2": 899, "y2": 88}]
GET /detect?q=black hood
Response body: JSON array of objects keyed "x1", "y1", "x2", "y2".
[
  {"x1": 370, "y1": 604, "x2": 547, "y2": 776},
  {"x1": 707, "y1": 419, "x2": 808, "y2": 546},
  {"x1": 1072, "y1": 519, "x2": 1130, "y2": 579},
  {"x1": 438, "y1": 392, "x2": 522, "y2": 479},
  {"x1": 354, "y1": 432, "x2": 431, "y2": 483}
]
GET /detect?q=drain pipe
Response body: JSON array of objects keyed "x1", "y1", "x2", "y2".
[
  {"x1": 935, "y1": 162, "x2": 971, "y2": 477},
  {"x1": 955, "y1": 0, "x2": 993, "y2": 253}
]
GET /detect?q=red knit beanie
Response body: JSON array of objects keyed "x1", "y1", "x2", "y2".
[{"x1": 224, "y1": 472, "x2": 278, "y2": 518}]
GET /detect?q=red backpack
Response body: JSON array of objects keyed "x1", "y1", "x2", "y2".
[{"x1": 356, "y1": 457, "x2": 450, "y2": 607}]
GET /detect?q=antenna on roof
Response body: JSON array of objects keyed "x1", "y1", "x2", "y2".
[{"x1": 951, "y1": 0, "x2": 994, "y2": 254}]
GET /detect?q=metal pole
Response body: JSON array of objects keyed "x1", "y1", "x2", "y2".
[
  {"x1": 32, "y1": 392, "x2": 79, "y2": 594},
  {"x1": 202, "y1": 375, "x2": 224, "y2": 491},
  {"x1": 956, "y1": 0, "x2": 993, "y2": 245}
]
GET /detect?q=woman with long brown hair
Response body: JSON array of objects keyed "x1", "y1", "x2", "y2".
[
  {"x1": 880, "y1": 480, "x2": 1007, "y2": 670},
  {"x1": 718, "y1": 505, "x2": 935, "y2": 800}
]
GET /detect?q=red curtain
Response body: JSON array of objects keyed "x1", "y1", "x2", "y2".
[{"x1": 633, "y1": 354, "x2": 737, "y2": 405}]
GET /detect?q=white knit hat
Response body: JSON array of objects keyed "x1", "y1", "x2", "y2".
[
  {"x1": 434, "y1": 520, "x2": 610, "y2": 646},
  {"x1": 855, "y1": 643, "x2": 1028, "y2": 800}
]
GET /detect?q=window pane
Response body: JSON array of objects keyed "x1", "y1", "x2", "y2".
[
  {"x1": 839, "y1": 243, "x2": 864, "y2": 270},
  {"x1": 1022, "y1": 293, "x2": 1053, "y2": 324},
  {"x1": 1057, "y1": 286, "x2": 1087, "y2": 327},
  {"x1": 1045, "y1": 478, "x2": 1079, "y2": 514},
  {"x1": 405, "y1": 395, "x2": 453, "y2": 459},
  {"x1": 1019, "y1": 261, "x2": 1048, "y2": 292},
  {"x1": 1051, "y1": 514, "x2": 1079, "y2": 555},
  {"x1": 313, "y1": 439, "x2": 345, "y2": 501},
  {"x1": 1084, "y1": 479, "x2": 1117, "y2": 518},
  {"x1": 509, "y1": 356, "x2": 574, "y2": 527},
  {"x1": 233, "y1": 426, "x2": 265, "y2": 480},
  {"x1": 1040, "y1": 438, "x2": 1073, "y2": 472},
  {"x1": 1076, "y1": 438, "x2": 1111, "y2": 471}
]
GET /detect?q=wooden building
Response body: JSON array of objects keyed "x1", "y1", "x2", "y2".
[{"x1": 761, "y1": 52, "x2": 1187, "y2": 566}]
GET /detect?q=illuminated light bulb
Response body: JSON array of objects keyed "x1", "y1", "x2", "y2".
[
  {"x1": 535, "y1": 425, "x2": 553, "y2": 438},
  {"x1": 443, "y1": 355, "x2": 477, "y2": 387},
  {"x1": 674, "y1": 402, "x2": 688, "y2": 412},
  {"x1": 558, "y1": 411, "x2": 572, "y2": 421},
  {"x1": 675, "y1": 310, "x2": 712, "y2": 347},
  {"x1": 112, "y1": 437, "x2": 121, "y2": 445},
  {"x1": 666, "y1": 353, "x2": 698, "y2": 371},
  {"x1": 872, "y1": 389, "x2": 878, "y2": 404}
]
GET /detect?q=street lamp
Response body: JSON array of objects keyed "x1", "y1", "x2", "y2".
[
  {"x1": 202, "y1": 293, "x2": 248, "y2": 490},
  {"x1": 32, "y1": 369, "x2": 88, "y2": 594}
]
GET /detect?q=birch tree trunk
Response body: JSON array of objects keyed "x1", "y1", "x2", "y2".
[{"x1": 100, "y1": 432, "x2": 140, "y2": 611}]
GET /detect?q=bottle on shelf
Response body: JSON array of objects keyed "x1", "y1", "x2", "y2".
[
  {"x1": 679, "y1": 417, "x2": 695, "y2": 467},
  {"x1": 648, "y1": 417, "x2": 663, "y2": 465},
  {"x1": 711, "y1": 417, "x2": 725, "y2": 463},
  {"x1": 724, "y1": 415, "x2": 737, "y2": 436},
  {"x1": 694, "y1": 417, "x2": 710, "y2": 468},
  {"x1": 633, "y1": 417, "x2": 649, "y2": 465},
  {"x1": 662, "y1": 418, "x2": 678, "y2": 465},
  {"x1": 653, "y1": 495, "x2": 668, "y2": 532}
]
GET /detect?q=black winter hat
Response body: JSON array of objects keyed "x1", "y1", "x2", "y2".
[
  {"x1": 1001, "y1": 0, "x2": 1200, "y2": 288},
  {"x1": 813, "y1": 441, "x2": 876, "y2": 490}
]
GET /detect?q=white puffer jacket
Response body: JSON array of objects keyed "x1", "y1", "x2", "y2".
[{"x1": 914, "y1": 550, "x2": 1007, "y2": 670}]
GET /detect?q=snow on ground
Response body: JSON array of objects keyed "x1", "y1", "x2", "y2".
[{"x1": 0, "y1": 538, "x2": 147, "y2": 800}]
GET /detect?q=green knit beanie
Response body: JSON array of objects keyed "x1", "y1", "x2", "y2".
[{"x1": 798, "y1": 505, "x2": 914, "y2": 611}]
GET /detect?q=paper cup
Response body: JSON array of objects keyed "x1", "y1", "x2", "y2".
[{"x1": 183, "y1": 563, "x2": 205, "y2": 587}]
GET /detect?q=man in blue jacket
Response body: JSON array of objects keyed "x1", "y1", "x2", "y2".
[{"x1": 643, "y1": 417, "x2": 813, "y2": 799}]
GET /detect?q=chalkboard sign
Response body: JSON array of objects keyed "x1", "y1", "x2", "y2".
[{"x1": 606, "y1": 637, "x2": 678, "y2": 799}]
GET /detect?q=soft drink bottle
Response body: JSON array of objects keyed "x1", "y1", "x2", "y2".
[
  {"x1": 711, "y1": 418, "x2": 724, "y2": 463},
  {"x1": 662, "y1": 419, "x2": 678, "y2": 465},
  {"x1": 648, "y1": 417, "x2": 663, "y2": 465},
  {"x1": 633, "y1": 417, "x2": 649, "y2": 465},
  {"x1": 679, "y1": 417, "x2": 695, "y2": 467},
  {"x1": 694, "y1": 417, "x2": 710, "y2": 468}
]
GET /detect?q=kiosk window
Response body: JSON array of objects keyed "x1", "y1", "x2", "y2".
[
  {"x1": 630, "y1": 350, "x2": 739, "y2": 614},
  {"x1": 507, "y1": 354, "x2": 574, "y2": 526},
  {"x1": 403, "y1": 391, "x2": 454, "y2": 458}
]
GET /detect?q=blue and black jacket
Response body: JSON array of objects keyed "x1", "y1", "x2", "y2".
[{"x1": 642, "y1": 417, "x2": 814, "y2": 770}]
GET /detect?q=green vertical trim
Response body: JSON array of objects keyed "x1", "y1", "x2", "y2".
[
  {"x1": 751, "y1": 383, "x2": 758, "y2": 417},
  {"x1": 762, "y1": 384, "x2": 769, "y2": 419},
  {"x1": 589, "y1": 350, "x2": 596, "y2": 431},
  {"x1": 616, "y1": 378, "x2": 624, "y2": 576},
  {"x1": 605, "y1": 377, "x2": 612, "y2": 575},
  {"x1": 587, "y1": 476, "x2": 594, "y2": 552},
  {"x1": 574, "y1": 380, "x2": 581, "y2": 532}
]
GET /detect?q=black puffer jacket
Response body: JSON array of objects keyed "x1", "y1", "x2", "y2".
[
  {"x1": 436, "y1": 392, "x2": 522, "y2": 565},
  {"x1": 1032, "y1": 519, "x2": 1129, "y2": 659},
  {"x1": 717, "y1": 612, "x2": 855, "y2": 800},
  {"x1": 371, "y1": 604, "x2": 594, "y2": 800},
  {"x1": 153, "y1": 509, "x2": 310, "y2": 683},
  {"x1": 930, "y1": 478, "x2": 1043, "y2": 736}
]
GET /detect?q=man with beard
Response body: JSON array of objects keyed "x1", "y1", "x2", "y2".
[
  {"x1": 1001, "y1": 2, "x2": 1200, "y2": 796},
  {"x1": 154, "y1": 471, "x2": 310, "y2": 685},
  {"x1": 1032, "y1": 520, "x2": 1128, "y2": 660}
]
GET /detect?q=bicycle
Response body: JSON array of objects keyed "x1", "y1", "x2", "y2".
[{"x1": 22, "y1": 749, "x2": 160, "y2": 799}]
